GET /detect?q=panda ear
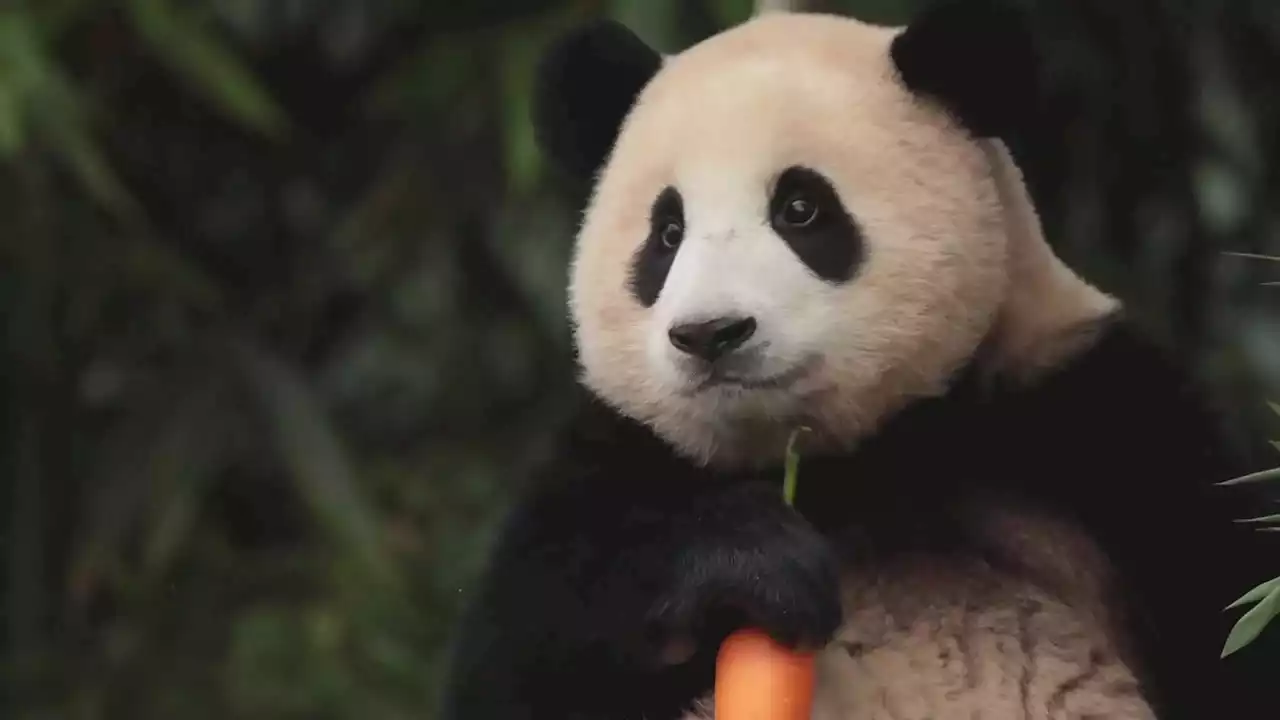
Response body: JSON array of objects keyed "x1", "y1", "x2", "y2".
[
  {"x1": 889, "y1": 0, "x2": 1040, "y2": 138},
  {"x1": 532, "y1": 21, "x2": 663, "y2": 181}
]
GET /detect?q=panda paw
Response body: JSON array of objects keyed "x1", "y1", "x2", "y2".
[{"x1": 643, "y1": 482, "x2": 844, "y2": 659}]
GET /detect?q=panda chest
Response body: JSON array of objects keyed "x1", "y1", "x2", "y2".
[{"x1": 804, "y1": 503, "x2": 1152, "y2": 720}]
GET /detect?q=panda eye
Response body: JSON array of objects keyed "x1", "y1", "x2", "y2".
[
  {"x1": 659, "y1": 221, "x2": 684, "y2": 250},
  {"x1": 779, "y1": 193, "x2": 819, "y2": 228}
]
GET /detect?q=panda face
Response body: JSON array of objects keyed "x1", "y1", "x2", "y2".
[
  {"x1": 561, "y1": 13, "x2": 1114, "y2": 468},
  {"x1": 636, "y1": 166, "x2": 861, "y2": 397}
]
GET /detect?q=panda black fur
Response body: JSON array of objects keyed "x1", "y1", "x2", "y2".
[{"x1": 441, "y1": 3, "x2": 1278, "y2": 719}]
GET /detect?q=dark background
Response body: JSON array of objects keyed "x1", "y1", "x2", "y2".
[{"x1": 2, "y1": 0, "x2": 1278, "y2": 718}]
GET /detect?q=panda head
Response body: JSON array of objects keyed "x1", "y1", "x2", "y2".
[{"x1": 535, "y1": 1, "x2": 1119, "y2": 469}]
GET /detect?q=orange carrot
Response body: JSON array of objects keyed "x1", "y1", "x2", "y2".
[
  {"x1": 714, "y1": 628, "x2": 816, "y2": 720},
  {"x1": 714, "y1": 428, "x2": 817, "y2": 720}
]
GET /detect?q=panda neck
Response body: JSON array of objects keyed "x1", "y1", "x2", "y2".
[{"x1": 977, "y1": 138, "x2": 1121, "y2": 383}]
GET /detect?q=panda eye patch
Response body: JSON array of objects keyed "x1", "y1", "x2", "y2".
[
  {"x1": 767, "y1": 166, "x2": 863, "y2": 283},
  {"x1": 628, "y1": 186, "x2": 686, "y2": 307}
]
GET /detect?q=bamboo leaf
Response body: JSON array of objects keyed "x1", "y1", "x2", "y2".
[
  {"x1": 1222, "y1": 582, "x2": 1280, "y2": 657},
  {"x1": 1224, "y1": 251, "x2": 1280, "y2": 262},
  {"x1": 232, "y1": 342, "x2": 396, "y2": 587},
  {"x1": 0, "y1": 11, "x2": 133, "y2": 219},
  {"x1": 1226, "y1": 577, "x2": 1280, "y2": 610},
  {"x1": 782, "y1": 426, "x2": 809, "y2": 507},
  {"x1": 1234, "y1": 514, "x2": 1280, "y2": 525},
  {"x1": 125, "y1": 0, "x2": 288, "y2": 138},
  {"x1": 0, "y1": 10, "x2": 143, "y2": 219},
  {"x1": 1216, "y1": 466, "x2": 1280, "y2": 486}
]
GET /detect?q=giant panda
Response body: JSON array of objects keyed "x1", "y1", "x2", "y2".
[{"x1": 439, "y1": 2, "x2": 1280, "y2": 719}]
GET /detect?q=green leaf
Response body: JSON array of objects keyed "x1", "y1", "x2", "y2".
[
  {"x1": 125, "y1": 0, "x2": 288, "y2": 138},
  {"x1": 0, "y1": 10, "x2": 137, "y2": 218},
  {"x1": 1216, "y1": 466, "x2": 1280, "y2": 486},
  {"x1": 1222, "y1": 581, "x2": 1280, "y2": 657},
  {"x1": 1234, "y1": 513, "x2": 1280, "y2": 525},
  {"x1": 0, "y1": 9, "x2": 142, "y2": 219},
  {"x1": 1226, "y1": 576, "x2": 1280, "y2": 611},
  {"x1": 1268, "y1": 401, "x2": 1280, "y2": 418},
  {"x1": 1224, "y1": 251, "x2": 1280, "y2": 262},
  {"x1": 232, "y1": 341, "x2": 397, "y2": 587},
  {"x1": 782, "y1": 426, "x2": 809, "y2": 507}
]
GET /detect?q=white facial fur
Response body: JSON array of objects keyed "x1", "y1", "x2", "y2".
[{"x1": 568, "y1": 13, "x2": 1118, "y2": 469}]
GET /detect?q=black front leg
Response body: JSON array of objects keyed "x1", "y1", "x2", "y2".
[{"x1": 439, "y1": 459, "x2": 842, "y2": 720}]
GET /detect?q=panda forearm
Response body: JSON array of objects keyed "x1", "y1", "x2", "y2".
[
  {"x1": 465, "y1": 468, "x2": 820, "y2": 654},
  {"x1": 440, "y1": 470, "x2": 726, "y2": 712},
  {"x1": 440, "y1": 486, "x2": 682, "y2": 720},
  {"x1": 442, "y1": 456, "x2": 842, "y2": 720}
]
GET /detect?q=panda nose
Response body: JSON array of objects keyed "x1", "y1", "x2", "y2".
[{"x1": 668, "y1": 316, "x2": 758, "y2": 361}]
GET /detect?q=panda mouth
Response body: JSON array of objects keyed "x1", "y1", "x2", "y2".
[{"x1": 687, "y1": 356, "x2": 817, "y2": 393}]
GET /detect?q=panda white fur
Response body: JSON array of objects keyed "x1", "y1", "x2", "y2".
[{"x1": 441, "y1": 2, "x2": 1279, "y2": 719}]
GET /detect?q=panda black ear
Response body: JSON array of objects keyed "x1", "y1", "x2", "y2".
[
  {"x1": 532, "y1": 20, "x2": 663, "y2": 181},
  {"x1": 890, "y1": 0, "x2": 1040, "y2": 138}
]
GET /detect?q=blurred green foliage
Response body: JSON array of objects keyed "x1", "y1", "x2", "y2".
[{"x1": 1, "y1": 0, "x2": 1277, "y2": 718}]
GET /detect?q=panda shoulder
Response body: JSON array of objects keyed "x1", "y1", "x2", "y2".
[{"x1": 1001, "y1": 309, "x2": 1243, "y2": 476}]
